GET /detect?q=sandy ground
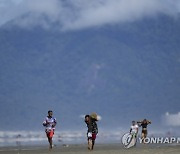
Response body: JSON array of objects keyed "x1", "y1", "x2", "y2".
[{"x1": 0, "y1": 144, "x2": 180, "y2": 154}]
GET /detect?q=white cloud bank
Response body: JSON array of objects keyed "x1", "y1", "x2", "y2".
[
  {"x1": 0, "y1": 0, "x2": 180, "y2": 30},
  {"x1": 162, "y1": 112, "x2": 180, "y2": 127}
]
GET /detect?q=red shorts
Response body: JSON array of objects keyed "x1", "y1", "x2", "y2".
[
  {"x1": 92, "y1": 133, "x2": 96, "y2": 140},
  {"x1": 46, "y1": 130, "x2": 54, "y2": 138}
]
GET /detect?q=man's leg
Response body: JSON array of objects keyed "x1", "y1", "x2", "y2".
[
  {"x1": 141, "y1": 132, "x2": 145, "y2": 143},
  {"x1": 48, "y1": 137, "x2": 53, "y2": 149},
  {"x1": 92, "y1": 140, "x2": 95, "y2": 150},
  {"x1": 88, "y1": 139, "x2": 93, "y2": 150}
]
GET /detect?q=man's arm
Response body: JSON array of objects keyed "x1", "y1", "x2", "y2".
[
  {"x1": 137, "y1": 121, "x2": 142, "y2": 123},
  {"x1": 147, "y1": 120, "x2": 151, "y2": 124},
  {"x1": 43, "y1": 118, "x2": 47, "y2": 126},
  {"x1": 52, "y1": 118, "x2": 57, "y2": 127},
  {"x1": 130, "y1": 128, "x2": 132, "y2": 133}
]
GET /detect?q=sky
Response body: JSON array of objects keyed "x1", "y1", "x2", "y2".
[
  {"x1": 163, "y1": 112, "x2": 180, "y2": 127},
  {"x1": 0, "y1": 0, "x2": 180, "y2": 31}
]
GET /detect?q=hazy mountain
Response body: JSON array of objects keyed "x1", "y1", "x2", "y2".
[{"x1": 0, "y1": 14, "x2": 180, "y2": 131}]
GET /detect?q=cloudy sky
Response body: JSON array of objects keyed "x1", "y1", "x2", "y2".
[
  {"x1": 0, "y1": 0, "x2": 180, "y2": 30},
  {"x1": 162, "y1": 112, "x2": 180, "y2": 127}
]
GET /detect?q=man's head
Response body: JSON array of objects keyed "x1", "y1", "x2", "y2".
[
  {"x1": 48, "y1": 110, "x2": 53, "y2": 117},
  {"x1": 132, "y1": 121, "x2": 136, "y2": 125},
  {"x1": 85, "y1": 115, "x2": 90, "y2": 123},
  {"x1": 143, "y1": 119, "x2": 147, "y2": 123}
]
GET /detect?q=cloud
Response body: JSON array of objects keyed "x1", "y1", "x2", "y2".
[
  {"x1": 162, "y1": 112, "x2": 180, "y2": 127},
  {"x1": 0, "y1": 0, "x2": 63, "y2": 28},
  {"x1": 0, "y1": 0, "x2": 180, "y2": 30}
]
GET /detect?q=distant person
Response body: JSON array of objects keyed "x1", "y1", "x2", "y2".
[
  {"x1": 16, "y1": 134, "x2": 21, "y2": 147},
  {"x1": 43, "y1": 110, "x2": 57, "y2": 149},
  {"x1": 84, "y1": 113, "x2": 98, "y2": 150},
  {"x1": 130, "y1": 121, "x2": 139, "y2": 138},
  {"x1": 137, "y1": 119, "x2": 151, "y2": 143},
  {"x1": 122, "y1": 121, "x2": 138, "y2": 148}
]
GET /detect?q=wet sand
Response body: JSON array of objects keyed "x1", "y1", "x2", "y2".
[{"x1": 0, "y1": 144, "x2": 180, "y2": 154}]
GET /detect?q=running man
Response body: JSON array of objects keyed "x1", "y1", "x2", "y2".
[
  {"x1": 122, "y1": 121, "x2": 139, "y2": 148},
  {"x1": 43, "y1": 110, "x2": 57, "y2": 149},
  {"x1": 130, "y1": 121, "x2": 139, "y2": 138},
  {"x1": 137, "y1": 119, "x2": 151, "y2": 143},
  {"x1": 84, "y1": 113, "x2": 98, "y2": 150}
]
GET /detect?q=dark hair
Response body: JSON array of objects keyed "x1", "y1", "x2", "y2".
[
  {"x1": 85, "y1": 115, "x2": 90, "y2": 118},
  {"x1": 48, "y1": 110, "x2": 53, "y2": 114}
]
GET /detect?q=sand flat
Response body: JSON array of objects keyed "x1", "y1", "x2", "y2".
[{"x1": 0, "y1": 144, "x2": 180, "y2": 154}]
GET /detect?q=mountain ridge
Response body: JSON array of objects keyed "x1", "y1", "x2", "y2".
[{"x1": 0, "y1": 14, "x2": 179, "y2": 131}]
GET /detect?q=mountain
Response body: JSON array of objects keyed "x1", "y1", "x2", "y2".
[{"x1": 0, "y1": 14, "x2": 180, "y2": 131}]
